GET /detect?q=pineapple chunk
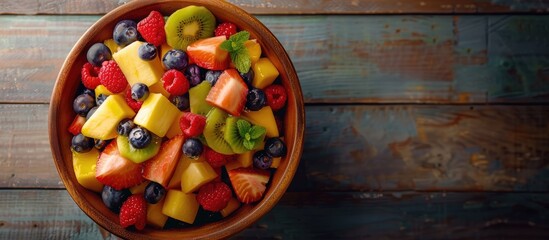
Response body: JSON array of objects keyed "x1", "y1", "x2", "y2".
[
  {"x1": 237, "y1": 150, "x2": 254, "y2": 168},
  {"x1": 160, "y1": 43, "x2": 173, "y2": 61},
  {"x1": 81, "y1": 94, "x2": 136, "y2": 140},
  {"x1": 252, "y1": 58, "x2": 279, "y2": 89},
  {"x1": 149, "y1": 81, "x2": 170, "y2": 98},
  {"x1": 242, "y1": 106, "x2": 279, "y2": 137},
  {"x1": 72, "y1": 149, "x2": 103, "y2": 192},
  {"x1": 245, "y1": 40, "x2": 261, "y2": 64},
  {"x1": 103, "y1": 39, "x2": 121, "y2": 54},
  {"x1": 147, "y1": 198, "x2": 168, "y2": 228},
  {"x1": 162, "y1": 190, "x2": 199, "y2": 224},
  {"x1": 165, "y1": 111, "x2": 184, "y2": 139},
  {"x1": 130, "y1": 180, "x2": 149, "y2": 194},
  {"x1": 133, "y1": 93, "x2": 179, "y2": 137},
  {"x1": 180, "y1": 155, "x2": 218, "y2": 193},
  {"x1": 220, "y1": 198, "x2": 241, "y2": 218},
  {"x1": 113, "y1": 41, "x2": 164, "y2": 87}
]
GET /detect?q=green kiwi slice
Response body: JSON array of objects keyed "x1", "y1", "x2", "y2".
[
  {"x1": 189, "y1": 81, "x2": 213, "y2": 116},
  {"x1": 165, "y1": 5, "x2": 216, "y2": 50},
  {"x1": 117, "y1": 134, "x2": 161, "y2": 163},
  {"x1": 203, "y1": 108, "x2": 234, "y2": 155}
]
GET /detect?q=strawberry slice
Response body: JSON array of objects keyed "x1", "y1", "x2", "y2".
[
  {"x1": 142, "y1": 135, "x2": 184, "y2": 187},
  {"x1": 186, "y1": 36, "x2": 229, "y2": 70},
  {"x1": 68, "y1": 115, "x2": 86, "y2": 135},
  {"x1": 96, "y1": 141, "x2": 144, "y2": 190},
  {"x1": 206, "y1": 69, "x2": 248, "y2": 116},
  {"x1": 228, "y1": 167, "x2": 271, "y2": 204}
]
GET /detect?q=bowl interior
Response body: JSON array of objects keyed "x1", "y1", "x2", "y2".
[{"x1": 49, "y1": 0, "x2": 304, "y2": 239}]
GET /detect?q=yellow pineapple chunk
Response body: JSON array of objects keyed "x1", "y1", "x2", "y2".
[
  {"x1": 167, "y1": 154, "x2": 189, "y2": 189},
  {"x1": 113, "y1": 41, "x2": 164, "y2": 87},
  {"x1": 133, "y1": 93, "x2": 179, "y2": 137},
  {"x1": 165, "y1": 111, "x2": 184, "y2": 139},
  {"x1": 242, "y1": 106, "x2": 279, "y2": 137},
  {"x1": 72, "y1": 149, "x2": 103, "y2": 192},
  {"x1": 220, "y1": 198, "x2": 241, "y2": 218},
  {"x1": 160, "y1": 43, "x2": 173, "y2": 61},
  {"x1": 81, "y1": 94, "x2": 135, "y2": 140},
  {"x1": 129, "y1": 180, "x2": 149, "y2": 194},
  {"x1": 252, "y1": 58, "x2": 279, "y2": 89},
  {"x1": 149, "y1": 81, "x2": 170, "y2": 98},
  {"x1": 147, "y1": 198, "x2": 168, "y2": 228},
  {"x1": 180, "y1": 155, "x2": 218, "y2": 193},
  {"x1": 245, "y1": 40, "x2": 261, "y2": 64},
  {"x1": 103, "y1": 39, "x2": 121, "y2": 54},
  {"x1": 237, "y1": 150, "x2": 254, "y2": 168},
  {"x1": 162, "y1": 190, "x2": 199, "y2": 224}
]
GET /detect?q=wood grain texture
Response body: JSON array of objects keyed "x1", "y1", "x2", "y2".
[
  {"x1": 2, "y1": 0, "x2": 549, "y2": 15},
  {"x1": 3, "y1": 104, "x2": 549, "y2": 192},
  {"x1": 1, "y1": 190, "x2": 548, "y2": 239},
  {"x1": 2, "y1": 15, "x2": 549, "y2": 103}
]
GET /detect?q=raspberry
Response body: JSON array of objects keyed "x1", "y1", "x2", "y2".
[
  {"x1": 204, "y1": 146, "x2": 234, "y2": 168},
  {"x1": 214, "y1": 22, "x2": 237, "y2": 39},
  {"x1": 179, "y1": 112, "x2": 206, "y2": 138},
  {"x1": 264, "y1": 84, "x2": 287, "y2": 111},
  {"x1": 125, "y1": 88, "x2": 142, "y2": 112},
  {"x1": 81, "y1": 62, "x2": 101, "y2": 89},
  {"x1": 197, "y1": 182, "x2": 232, "y2": 212},
  {"x1": 137, "y1": 11, "x2": 166, "y2": 46},
  {"x1": 119, "y1": 194, "x2": 147, "y2": 230},
  {"x1": 99, "y1": 60, "x2": 128, "y2": 93},
  {"x1": 161, "y1": 69, "x2": 190, "y2": 96}
]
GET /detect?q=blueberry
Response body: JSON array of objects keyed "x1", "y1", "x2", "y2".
[
  {"x1": 131, "y1": 83, "x2": 149, "y2": 101},
  {"x1": 162, "y1": 49, "x2": 188, "y2": 71},
  {"x1": 87, "y1": 43, "x2": 112, "y2": 66},
  {"x1": 113, "y1": 20, "x2": 138, "y2": 47},
  {"x1": 117, "y1": 119, "x2": 136, "y2": 137},
  {"x1": 264, "y1": 138, "x2": 287, "y2": 158},
  {"x1": 245, "y1": 88, "x2": 266, "y2": 111},
  {"x1": 171, "y1": 94, "x2": 190, "y2": 111},
  {"x1": 96, "y1": 94, "x2": 108, "y2": 106},
  {"x1": 205, "y1": 70, "x2": 222, "y2": 86},
  {"x1": 144, "y1": 182, "x2": 166, "y2": 204},
  {"x1": 163, "y1": 217, "x2": 191, "y2": 229},
  {"x1": 71, "y1": 133, "x2": 95, "y2": 153},
  {"x1": 194, "y1": 207, "x2": 222, "y2": 225},
  {"x1": 86, "y1": 106, "x2": 98, "y2": 120},
  {"x1": 240, "y1": 68, "x2": 254, "y2": 87},
  {"x1": 129, "y1": 126, "x2": 152, "y2": 149},
  {"x1": 73, "y1": 93, "x2": 96, "y2": 117},
  {"x1": 94, "y1": 139, "x2": 108, "y2": 151},
  {"x1": 83, "y1": 89, "x2": 95, "y2": 98},
  {"x1": 101, "y1": 185, "x2": 131, "y2": 213},
  {"x1": 253, "y1": 150, "x2": 273, "y2": 170},
  {"x1": 138, "y1": 43, "x2": 157, "y2": 61},
  {"x1": 185, "y1": 64, "x2": 204, "y2": 87},
  {"x1": 183, "y1": 138, "x2": 203, "y2": 159}
]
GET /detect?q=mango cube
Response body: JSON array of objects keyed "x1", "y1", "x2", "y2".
[
  {"x1": 252, "y1": 58, "x2": 279, "y2": 89},
  {"x1": 129, "y1": 180, "x2": 149, "y2": 194},
  {"x1": 237, "y1": 151, "x2": 254, "y2": 168},
  {"x1": 242, "y1": 106, "x2": 279, "y2": 137},
  {"x1": 162, "y1": 190, "x2": 199, "y2": 224},
  {"x1": 81, "y1": 94, "x2": 136, "y2": 140},
  {"x1": 72, "y1": 149, "x2": 103, "y2": 192},
  {"x1": 113, "y1": 41, "x2": 164, "y2": 87},
  {"x1": 180, "y1": 155, "x2": 218, "y2": 193},
  {"x1": 133, "y1": 93, "x2": 179, "y2": 137},
  {"x1": 165, "y1": 111, "x2": 184, "y2": 139},
  {"x1": 245, "y1": 40, "x2": 261, "y2": 64},
  {"x1": 220, "y1": 198, "x2": 241, "y2": 218},
  {"x1": 147, "y1": 198, "x2": 168, "y2": 228}
]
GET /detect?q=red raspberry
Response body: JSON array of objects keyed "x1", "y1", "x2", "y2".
[
  {"x1": 204, "y1": 146, "x2": 234, "y2": 168},
  {"x1": 179, "y1": 112, "x2": 206, "y2": 138},
  {"x1": 264, "y1": 84, "x2": 287, "y2": 111},
  {"x1": 161, "y1": 69, "x2": 189, "y2": 96},
  {"x1": 214, "y1": 22, "x2": 237, "y2": 39},
  {"x1": 81, "y1": 62, "x2": 101, "y2": 89},
  {"x1": 119, "y1": 194, "x2": 147, "y2": 230},
  {"x1": 99, "y1": 60, "x2": 128, "y2": 93},
  {"x1": 137, "y1": 11, "x2": 166, "y2": 46},
  {"x1": 125, "y1": 87, "x2": 142, "y2": 112},
  {"x1": 197, "y1": 182, "x2": 232, "y2": 212}
]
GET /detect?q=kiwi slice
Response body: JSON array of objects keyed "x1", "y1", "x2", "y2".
[
  {"x1": 165, "y1": 5, "x2": 216, "y2": 50},
  {"x1": 203, "y1": 108, "x2": 234, "y2": 155},
  {"x1": 189, "y1": 81, "x2": 213, "y2": 116},
  {"x1": 224, "y1": 117, "x2": 265, "y2": 154},
  {"x1": 116, "y1": 134, "x2": 161, "y2": 163}
]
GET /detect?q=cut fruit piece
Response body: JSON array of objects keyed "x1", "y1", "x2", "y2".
[
  {"x1": 81, "y1": 94, "x2": 136, "y2": 140},
  {"x1": 167, "y1": 153, "x2": 204, "y2": 189},
  {"x1": 220, "y1": 197, "x2": 241, "y2": 218},
  {"x1": 180, "y1": 155, "x2": 218, "y2": 193},
  {"x1": 271, "y1": 157, "x2": 282, "y2": 168},
  {"x1": 251, "y1": 58, "x2": 279, "y2": 89},
  {"x1": 149, "y1": 81, "x2": 170, "y2": 98},
  {"x1": 165, "y1": 5, "x2": 216, "y2": 50},
  {"x1": 228, "y1": 167, "x2": 271, "y2": 204},
  {"x1": 205, "y1": 69, "x2": 248, "y2": 116},
  {"x1": 112, "y1": 41, "x2": 164, "y2": 87},
  {"x1": 147, "y1": 198, "x2": 168, "y2": 228},
  {"x1": 133, "y1": 93, "x2": 180, "y2": 137},
  {"x1": 104, "y1": 38, "x2": 121, "y2": 54},
  {"x1": 95, "y1": 141, "x2": 144, "y2": 190},
  {"x1": 245, "y1": 39, "x2": 261, "y2": 64},
  {"x1": 117, "y1": 134, "x2": 161, "y2": 163},
  {"x1": 189, "y1": 81, "x2": 212, "y2": 116},
  {"x1": 203, "y1": 108, "x2": 234, "y2": 155},
  {"x1": 68, "y1": 115, "x2": 86, "y2": 135},
  {"x1": 162, "y1": 190, "x2": 199, "y2": 224},
  {"x1": 130, "y1": 181, "x2": 149, "y2": 194},
  {"x1": 236, "y1": 150, "x2": 254, "y2": 168},
  {"x1": 94, "y1": 84, "x2": 114, "y2": 103},
  {"x1": 241, "y1": 106, "x2": 279, "y2": 138},
  {"x1": 72, "y1": 148, "x2": 103, "y2": 192},
  {"x1": 165, "y1": 111, "x2": 184, "y2": 139},
  {"x1": 186, "y1": 35, "x2": 229, "y2": 70},
  {"x1": 142, "y1": 135, "x2": 185, "y2": 187},
  {"x1": 224, "y1": 116, "x2": 265, "y2": 154}
]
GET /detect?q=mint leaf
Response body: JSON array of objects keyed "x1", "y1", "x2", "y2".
[
  {"x1": 233, "y1": 48, "x2": 251, "y2": 73},
  {"x1": 236, "y1": 119, "x2": 251, "y2": 138},
  {"x1": 220, "y1": 40, "x2": 234, "y2": 52},
  {"x1": 243, "y1": 139, "x2": 255, "y2": 150},
  {"x1": 249, "y1": 126, "x2": 266, "y2": 139},
  {"x1": 230, "y1": 31, "x2": 250, "y2": 44}
]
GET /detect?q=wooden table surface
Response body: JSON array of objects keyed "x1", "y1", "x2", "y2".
[{"x1": 2, "y1": 0, "x2": 549, "y2": 239}]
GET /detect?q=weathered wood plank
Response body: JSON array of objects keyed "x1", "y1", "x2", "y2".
[
  {"x1": 3, "y1": 104, "x2": 549, "y2": 192},
  {"x1": 2, "y1": 15, "x2": 549, "y2": 104},
  {"x1": 1, "y1": 190, "x2": 548, "y2": 239},
  {"x1": 2, "y1": 0, "x2": 549, "y2": 15}
]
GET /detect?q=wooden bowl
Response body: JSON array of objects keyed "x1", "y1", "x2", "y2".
[{"x1": 48, "y1": 0, "x2": 304, "y2": 238}]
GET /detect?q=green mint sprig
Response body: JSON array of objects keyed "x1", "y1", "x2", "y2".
[
  {"x1": 220, "y1": 31, "x2": 251, "y2": 73},
  {"x1": 236, "y1": 119, "x2": 266, "y2": 150}
]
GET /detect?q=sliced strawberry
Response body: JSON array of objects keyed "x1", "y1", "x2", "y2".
[
  {"x1": 186, "y1": 36, "x2": 229, "y2": 70},
  {"x1": 228, "y1": 167, "x2": 271, "y2": 204},
  {"x1": 142, "y1": 135, "x2": 184, "y2": 187},
  {"x1": 68, "y1": 115, "x2": 86, "y2": 135},
  {"x1": 205, "y1": 69, "x2": 248, "y2": 116},
  {"x1": 96, "y1": 141, "x2": 144, "y2": 190}
]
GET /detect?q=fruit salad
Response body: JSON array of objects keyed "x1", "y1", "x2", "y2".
[{"x1": 68, "y1": 5, "x2": 289, "y2": 230}]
